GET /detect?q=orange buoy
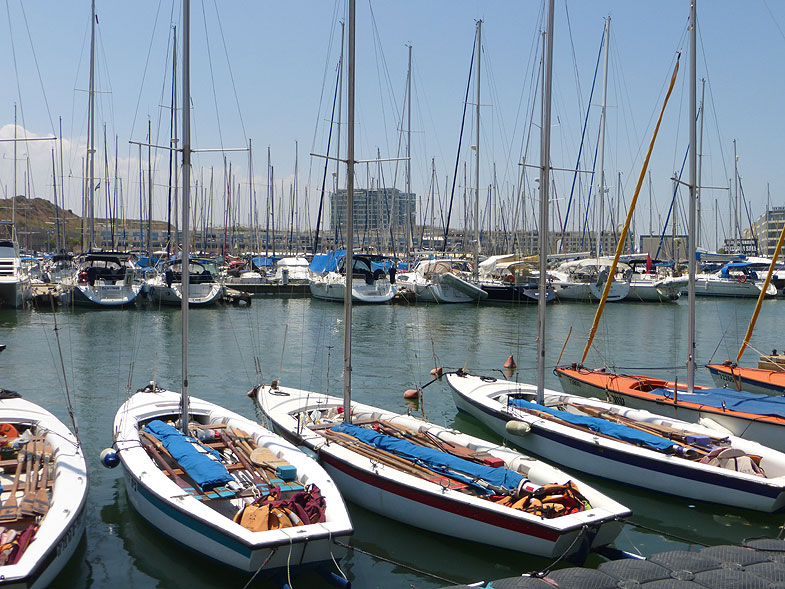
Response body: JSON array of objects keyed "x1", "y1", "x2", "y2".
[
  {"x1": 504, "y1": 354, "x2": 517, "y2": 369},
  {"x1": 403, "y1": 388, "x2": 420, "y2": 399},
  {"x1": 429, "y1": 366, "x2": 444, "y2": 377}
]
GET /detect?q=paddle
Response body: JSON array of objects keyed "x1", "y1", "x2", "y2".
[
  {"x1": 219, "y1": 431, "x2": 268, "y2": 486},
  {"x1": 18, "y1": 439, "x2": 39, "y2": 517},
  {"x1": 139, "y1": 433, "x2": 198, "y2": 496},
  {"x1": 0, "y1": 447, "x2": 25, "y2": 522},
  {"x1": 31, "y1": 444, "x2": 52, "y2": 515}
]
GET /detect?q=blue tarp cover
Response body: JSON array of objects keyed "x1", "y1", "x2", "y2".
[
  {"x1": 652, "y1": 387, "x2": 785, "y2": 419},
  {"x1": 509, "y1": 398, "x2": 676, "y2": 452},
  {"x1": 144, "y1": 420, "x2": 233, "y2": 491},
  {"x1": 309, "y1": 250, "x2": 345, "y2": 274},
  {"x1": 251, "y1": 256, "x2": 275, "y2": 269},
  {"x1": 330, "y1": 422, "x2": 524, "y2": 494}
]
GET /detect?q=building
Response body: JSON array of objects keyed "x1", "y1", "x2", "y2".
[
  {"x1": 742, "y1": 207, "x2": 785, "y2": 256},
  {"x1": 330, "y1": 188, "x2": 416, "y2": 238}
]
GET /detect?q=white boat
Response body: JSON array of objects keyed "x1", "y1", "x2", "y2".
[
  {"x1": 113, "y1": 387, "x2": 353, "y2": 572},
  {"x1": 256, "y1": 383, "x2": 629, "y2": 559},
  {"x1": 694, "y1": 261, "x2": 777, "y2": 298},
  {"x1": 0, "y1": 392, "x2": 88, "y2": 587},
  {"x1": 144, "y1": 258, "x2": 223, "y2": 306},
  {"x1": 272, "y1": 257, "x2": 311, "y2": 285},
  {"x1": 621, "y1": 257, "x2": 687, "y2": 302},
  {"x1": 0, "y1": 222, "x2": 31, "y2": 308},
  {"x1": 548, "y1": 258, "x2": 631, "y2": 302},
  {"x1": 447, "y1": 371, "x2": 785, "y2": 512},
  {"x1": 109, "y1": 1, "x2": 353, "y2": 577},
  {"x1": 309, "y1": 255, "x2": 397, "y2": 303},
  {"x1": 396, "y1": 259, "x2": 480, "y2": 303},
  {"x1": 61, "y1": 252, "x2": 142, "y2": 308}
]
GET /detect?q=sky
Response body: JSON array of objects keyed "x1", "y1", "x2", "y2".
[{"x1": 1, "y1": 0, "x2": 785, "y2": 252}]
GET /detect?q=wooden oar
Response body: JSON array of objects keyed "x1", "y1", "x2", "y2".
[
  {"x1": 139, "y1": 434, "x2": 198, "y2": 495},
  {"x1": 31, "y1": 444, "x2": 52, "y2": 515},
  {"x1": 568, "y1": 404, "x2": 709, "y2": 457},
  {"x1": 220, "y1": 431, "x2": 268, "y2": 486},
  {"x1": 0, "y1": 447, "x2": 25, "y2": 522},
  {"x1": 19, "y1": 439, "x2": 39, "y2": 517}
]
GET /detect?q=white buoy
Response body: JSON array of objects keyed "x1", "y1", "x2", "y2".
[{"x1": 505, "y1": 420, "x2": 531, "y2": 436}]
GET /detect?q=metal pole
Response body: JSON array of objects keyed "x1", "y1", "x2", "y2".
[
  {"x1": 687, "y1": 0, "x2": 697, "y2": 395},
  {"x1": 343, "y1": 0, "x2": 356, "y2": 424},
  {"x1": 180, "y1": 0, "x2": 191, "y2": 432},
  {"x1": 537, "y1": 0, "x2": 555, "y2": 404}
]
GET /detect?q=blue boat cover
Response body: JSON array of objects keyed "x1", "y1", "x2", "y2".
[
  {"x1": 309, "y1": 250, "x2": 346, "y2": 274},
  {"x1": 144, "y1": 420, "x2": 233, "y2": 491},
  {"x1": 251, "y1": 256, "x2": 276, "y2": 269},
  {"x1": 509, "y1": 398, "x2": 676, "y2": 452},
  {"x1": 652, "y1": 387, "x2": 785, "y2": 419},
  {"x1": 330, "y1": 422, "x2": 524, "y2": 494}
]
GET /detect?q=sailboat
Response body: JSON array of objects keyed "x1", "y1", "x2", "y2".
[
  {"x1": 705, "y1": 221, "x2": 785, "y2": 395},
  {"x1": 0, "y1": 386, "x2": 88, "y2": 586},
  {"x1": 259, "y1": 0, "x2": 629, "y2": 562},
  {"x1": 557, "y1": 1, "x2": 785, "y2": 451},
  {"x1": 446, "y1": 2, "x2": 785, "y2": 513},
  {"x1": 108, "y1": 0, "x2": 352, "y2": 575},
  {"x1": 144, "y1": 255, "x2": 223, "y2": 307}
]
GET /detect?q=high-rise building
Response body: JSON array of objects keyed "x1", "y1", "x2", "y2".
[
  {"x1": 330, "y1": 187, "x2": 416, "y2": 238},
  {"x1": 743, "y1": 207, "x2": 785, "y2": 256}
]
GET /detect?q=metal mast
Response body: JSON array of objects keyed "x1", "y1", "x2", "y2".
[
  {"x1": 687, "y1": 0, "x2": 697, "y2": 395},
  {"x1": 473, "y1": 20, "x2": 481, "y2": 280},
  {"x1": 343, "y1": 0, "x2": 356, "y2": 423},
  {"x1": 180, "y1": 0, "x2": 192, "y2": 432},
  {"x1": 596, "y1": 17, "x2": 610, "y2": 259},
  {"x1": 537, "y1": 0, "x2": 555, "y2": 404}
]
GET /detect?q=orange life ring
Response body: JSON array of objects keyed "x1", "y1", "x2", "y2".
[{"x1": 737, "y1": 275, "x2": 747, "y2": 283}]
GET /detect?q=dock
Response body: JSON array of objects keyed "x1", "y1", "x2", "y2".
[{"x1": 453, "y1": 539, "x2": 785, "y2": 588}]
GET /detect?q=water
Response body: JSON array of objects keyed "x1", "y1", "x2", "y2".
[{"x1": 1, "y1": 296, "x2": 784, "y2": 588}]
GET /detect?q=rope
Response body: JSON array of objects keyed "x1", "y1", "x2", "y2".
[
  {"x1": 241, "y1": 547, "x2": 278, "y2": 589},
  {"x1": 624, "y1": 519, "x2": 708, "y2": 547},
  {"x1": 529, "y1": 524, "x2": 590, "y2": 577},
  {"x1": 333, "y1": 539, "x2": 460, "y2": 586}
]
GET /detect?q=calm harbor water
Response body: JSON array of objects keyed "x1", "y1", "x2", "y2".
[{"x1": 1, "y1": 295, "x2": 784, "y2": 588}]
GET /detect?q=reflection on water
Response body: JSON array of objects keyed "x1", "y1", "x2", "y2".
[{"x1": 0, "y1": 296, "x2": 783, "y2": 587}]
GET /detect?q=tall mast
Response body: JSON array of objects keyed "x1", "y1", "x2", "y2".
[
  {"x1": 696, "y1": 78, "x2": 705, "y2": 249},
  {"x1": 537, "y1": 0, "x2": 555, "y2": 404},
  {"x1": 596, "y1": 16, "x2": 610, "y2": 259},
  {"x1": 148, "y1": 120, "x2": 153, "y2": 256},
  {"x1": 687, "y1": 0, "x2": 697, "y2": 395},
  {"x1": 88, "y1": 0, "x2": 96, "y2": 249},
  {"x1": 180, "y1": 0, "x2": 191, "y2": 432},
  {"x1": 473, "y1": 20, "x2": 481, "y2": 280},
  {"x1": 406, "y1": 44, "x2": 412, "y2": 253},
  {"x1": 343, "y1": 0, "x2": 356, "y2": 423}
]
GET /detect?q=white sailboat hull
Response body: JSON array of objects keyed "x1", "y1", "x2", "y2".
[
  {"x1": 448, "y1": 372, "x2": 785, "y2": 512},
  {"x1": 0, "y1": 397, "x2": 88, "y2": 588},
  {"x1": 113, "y1": 390, "x2": 352, "y2": 572},
  {"x1": 256, "y1": 384, "x2": 629, "y2": 559},
  {"x1": 555, "y1": 373, "x2": 785, "y2": 453}
]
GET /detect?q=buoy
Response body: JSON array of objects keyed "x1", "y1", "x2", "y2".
[
  {"x1": 505, "y1": 420, "x2": 531, "y2": 436},
  {"x1": 403, "y1": 388, "x2": 420, "y2": 399},
  {"x1": 504, "y1": 354, "x2": 517, "y2": 369},
  {"x1": 100, "y1": 448, "x2": 120, "y2": 469},
  {"x1": 429, "y1": 366, "x2": 444, "y2": 377}
]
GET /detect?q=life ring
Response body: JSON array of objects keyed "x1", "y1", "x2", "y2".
[{"x1": 737, "y1": 275, "x2": 747, "y2": 283}]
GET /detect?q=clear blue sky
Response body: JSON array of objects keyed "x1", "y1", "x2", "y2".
[{"x1": 1, "y1": 0, "x2": 784, "y2": 251}]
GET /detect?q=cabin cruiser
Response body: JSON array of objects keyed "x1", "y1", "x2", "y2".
[{"x1": 0, "y1": 222, "x2": 31, "y2": 308}]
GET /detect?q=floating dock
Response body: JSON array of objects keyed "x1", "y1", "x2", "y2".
[{"x1": 454, "y1": 539, "x2": 785, "y2": 588}]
